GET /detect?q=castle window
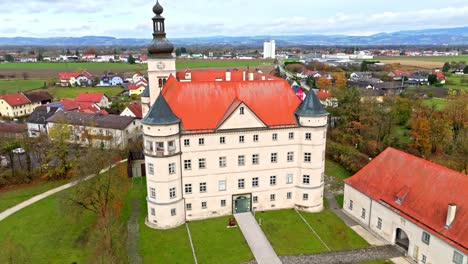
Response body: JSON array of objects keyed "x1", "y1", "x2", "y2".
[
  {"x1": 272, "y1": 133, "x2": 278, "y2": 141},
  {"x1": 361, "y1": 208, "x2": 366, "y2": 219},
  {"x1": 349, "y1": 200, "x2": 353, "y2": 210},
  {"x1": 287, "y1": 152, "x2": 294, "y2": 162},
  {"x1": 238, "y1": 155, "x2": 245, "y2": 166},
  {"x1": 239, "y1": 135, "x2": 244, "y2": 143},
  {"x1": 305, "y1": 133, "x2": 312, "y2": 140},
  {"x1": 271, "y1": 153, "x2": 277, "y2": 163},
  {"x1": 186, "y1": 203, "x2": 192, "y2": 211},
  {"x1": 171, "y1": 208, "x2": 176, "y2": 216},
  {"x1": 303, "y1": 193, "x2": 309, "y2": 200},
  {"x1": 288, "y1": 132, "x2": 294, "y2": 140},
  {"x1": 287, "y1": 192, "x2": 292, "y2": 199},
  {"x1": 148, "y1": 163, "x2": 154, "y2": 175},
  {"x1": 168, "y1": 163, "x2": 176, "y2": 174},
  {"x1": 150, "y1": 187, "x2": 156, "y2": 198},
  {"x1": 219, "y1": 157, "x2": 227, "y2": 168},
  {"x1": 252, "y1": 154, "x2": 259, "y2": 165},
  {"x1": 304, "y1": 153, "x2": 311, "y2": 163},
  {"x1": 252, "y1": 177, "x2": 259, "y2": 188},
  {"x1": 422, "y1": 231, "x2": 431, "y2": 245},
  {"x1": 303, "y1": 175, "x2": 310, "y2": 184},
  {"x1": 220, "y1": 136, "x2": 225, "y2": 144},
  {"x1": 201, "y1": 201, "x2": 207, "y2": 209},
  {"x1": 270, "y1": 175, "x2": 276, "y2": 186},
  {"x1": 221, "y1": 200, "x2": 226, "y2": 207},
  {"x1": 151, "y1": 208, "x2": 155, "y2": 216},
  {"x1": 286, "y1": 174, "x2": 293, "y2": 184},
  {"x1": 240, "y1": 107, "x2": 244, "y2": 115},
  {"x1": 169, "y1": 187, "x2": 176, "y2": 199},
  {"x1": 253, "y1": 135, "x2": 259, "y2": 142},
  {"x1": 158, "y1": 78, "x2": 163, "y2": 88},
  {"x1": 377, "y1": 218, "x2": 382, "y2": 229},
  {"x1": 198, "y1": 158, "x2": 206, "y2": 169},
  {"x1": 453, "y1": 251, "x2": 463, "y2": 264},
  {"x1": 253, "y1": 196, "x2": 258, "y2": 203},
  {"x1": 184, "y1": 160, "x2": 192, "y2": 170},
  {"x1": 238, "y1": 179, "x2": 245, "y2": 189},
  {"x1": 270, "y1": 194, "x2": 276, "y2": 201},
  {"x1": 200, "y1": 182, "x2": 207, "y2": 193},
  {"x1": 199, "y1": 138, "x2": 205, "y2": 145},
  {"x1": 184, "y1": 139, "x2": 190, "y2": 147},
  {"x1": 185, "y1": 184, "x2": 192, "y2": 194},
  {"x1": 218, "y1": 180, "x2": 226, "y2": 191}
]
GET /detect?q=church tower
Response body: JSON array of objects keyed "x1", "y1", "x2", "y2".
[{"x1": 147, "y1": 0, "x2": 176, "y2": 105}]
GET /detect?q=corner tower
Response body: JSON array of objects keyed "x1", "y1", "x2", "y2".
[
  {"x1": 295, "y1": 91, "x2": 329, "y2": 212},
  {"x1": 147, "y1": 0, "x2": 176, "y2": 104}
]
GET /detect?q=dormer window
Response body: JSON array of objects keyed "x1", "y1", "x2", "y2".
[{"x1": 240, "y1": 107, "x2": 244, "y2": 115}]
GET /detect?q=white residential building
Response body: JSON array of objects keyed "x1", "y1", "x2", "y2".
[
  {"x1": 140, "y1": 2, "x2": 328, "y2": 230},
  {"x1": 263, "y1": 40, "x2": 276, "y2": 59},
  {"x1": 344, "y1": 148, "x2": 467, "y2": 264}
]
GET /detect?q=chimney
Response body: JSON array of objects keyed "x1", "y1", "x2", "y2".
[
  {"x1": 261, "y1": 76, "x2": 266, "y2": 81},
  {"x1": 185, "y1": 71, "x2": 192, "y2": 81},
  {"x1": 242, "y1": 71, "x2": 246, "y2": 81},
  {"x1": 248, "y1": 72, "x2": 254, "y2": 81},
  {"x1": 445, "y1": 203, "x2": 457, "y2": 228},
  {"x1": 225, "y1": 71, "x2": 231, "y2": 81}
]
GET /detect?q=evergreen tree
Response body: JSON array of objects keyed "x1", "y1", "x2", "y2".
[
  {"x1": 442, "y1": 62, "x2": 450, "y2": 73},
  {"x1": 127, "y1": 54, "x2": 136, "y2": 64}
]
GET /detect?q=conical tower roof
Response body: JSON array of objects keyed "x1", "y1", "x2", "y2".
[
  {"x1": 295, "y1": 91, "x2": 328, "y2": 117},
  {"x1": 142, "y1": 93, "x2": 180, "y2": 125}
]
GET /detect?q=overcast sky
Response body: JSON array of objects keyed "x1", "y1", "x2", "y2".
[{"x1": 1, "y1": 0, "x2": 467, "y2": 38}]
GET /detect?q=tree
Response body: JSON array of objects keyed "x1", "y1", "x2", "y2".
[
  {"x1": 360, "y1": 61, "x2": 368, "y2": 71},
  {"x1": 127, "y1": 54, "x2": 136, "y2": 64},
  {"x1": 36, "y1": 53, "x2": 44, "y2": 61},
  {"x1": 66, "y1": 49, "x2": 71, "y2": 55},
  {"x1": 409, "y1": 109, "x2": 431, "y2": 157},
  {"x1": 75, "y1": 49, "x2": 80, "y2": 56},
  {"x1": 4, "y1": 54, "x2": 14, "y2": 62},
  {"x1": 464, "y1": 65, "x2": 468, "y2": 74},
  {"x1": 442, "y1": 62, "x2": 451, "y2": 73},
  {"x1": 45, "y1": 123, "x2": 73, "y2": 179},
  {"x1": 428, "y1": 74, "x2": 438, "y2": 85},
  {"x1": 391, "y1": 96, "x2": 412, "y2": 125},
  {"x1": 175, "y1": 48, "x2": 181, "y2": 57},
  {"x1": 316, "y1": 77, "x2": 332, "y2": 90}
]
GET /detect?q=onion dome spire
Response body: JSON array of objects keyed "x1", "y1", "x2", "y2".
[{"x1": 148, "y1": 1, "x2": 174, "y2": 58}]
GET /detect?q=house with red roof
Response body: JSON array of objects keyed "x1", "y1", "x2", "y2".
[
  {"x1": 388, "y1": 70, "x2": 411, "y2": 81},
  {"x1": 58, "y1": 71, "x2": 94, "y2": 87},
  {"x1": 75, "y1": 93, "x2": 109, "y2": 108},
  {"x1": 0, "y1": 93, "x2": 37, "y2": 117},
  {"x1": 128, "y1": 81, "x2": 148, "y2": 96},
  {"x1": 344, "y1": 148, "x2": 467, "y2": 264},
  {"x1": 121, "y1": 102, "x2": 143, "y2": 119},
  {"x1": 434, "y1": 71, "x2": 446, "y2": 84}
]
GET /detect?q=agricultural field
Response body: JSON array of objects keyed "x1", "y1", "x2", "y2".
[
  {"x1": 0, "y1": 62, "x2": 145, "y2": 71},
  {"x1": 48, "y1": 86, "x2": 123, "y2": 99},
  {"x1": 176, "y1": 59, "x2": 273, "y2": 69},
  {"x1": 374, "y1": 55, "x2": 468, "y2": 69},
  {"x1": 0, "y1": 79, "x2": 48, "y2": 94}
]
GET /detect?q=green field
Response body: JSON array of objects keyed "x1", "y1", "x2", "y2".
[
  {"x1": 376, "y1": 55, "x2": 468, "y2": 63},
  {"x1": 0, "y1": 79, "x2": 47, "y2": 94},
  {"x1": 325, "y1": 159, "x2": 351, "y2": 181},
  {"x1": 0, "y1": 180, "x2": 68, "y2": 212},
  {"x1": 424, "y1": 98, "x2": 449, "y2": 111},
  {"x1": 48, "y1": 86, "x2": 123, "y2": 99},
  {"x1": 0, "y1": 62, "x2": 146, "y2": 70}
]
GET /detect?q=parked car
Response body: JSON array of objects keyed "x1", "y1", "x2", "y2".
[{"x1": 12, "y1": 148, "x2": 25, "y2": 154}]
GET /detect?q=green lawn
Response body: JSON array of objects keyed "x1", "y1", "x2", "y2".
[
  {"x1": 325, "y1": 159, "x2": 351, "y2": 180},
  {"x1": 0, "y1": 184, "x2": 95, "y2": 263},
  {"x1": 255, "y1": 209, "x2": 328, "y2": 255},
  {"x1": 334, "y1": 194, "x2": 344, "y2": 208},
  {"x1": 300, "y1": 210, "x2": 369, "y2": 251},
  {"x1": 176, "y1": 59, "x2": 272, "y2": 69},
  {"x1": 48, "y1": 86, "x2": 123, "y2": 99},
  {"x1": 375, "y1": 55, "x2": 468, "y2": 63},
  {"x1": 0, "y1": 79, "x2": 47, "y2": 94},
  {"x1": 0, "y1": 179, "x2": 69, "y2": 212},
  {"x1": 130, "y1": 179, "x2": 194, "y2": 264},
  {"x1": 423, "y1": 98, "x2": 449, "y2": 111},
  {"x1": 0, "y1": 62, "x2": 146, "y2": 70},
  {"x1": 189, "y1": 216, "x2": 254, "y2": 264}
]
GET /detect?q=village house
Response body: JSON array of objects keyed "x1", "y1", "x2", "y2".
[
  {"x1": 58, "y1": 71, "x2": 93, "y2": 87},
  {"x1": 0, "y1": 122, "x2": 27, "y2": 139},
  {"x1": 0, "y1": 90, "x2": 52, "y2": 117},
  {"x1": 46, "y1": 111, "x2": 139, "y2": 149},
  {"x1": 26, "y1": 106, "x2": 61, "y2": 137},
  {"x1": 99, "y1": 73, "x2": 124, "y2": 86},
  {"x1": 120, "y1": 102, "x2": 143, "y2": 119},
  {"x1": 388, "y1": 70, "x2": 411, "y2": 81},
  {"x1": 344, "y1": 148, "x2": 467, "y2": 264},
  {"x1": 141, "y1": 2, "x2": 328, "y2": 229},
  {"x1": 75, "y1": 92, "x2": 110, "y2": 108}
]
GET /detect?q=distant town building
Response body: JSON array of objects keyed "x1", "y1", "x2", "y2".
[{"x1": 263, "y1": 40, "x2": 276, "y2": 59}]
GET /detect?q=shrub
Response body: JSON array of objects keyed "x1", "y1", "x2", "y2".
[{"x1": 326, "y1": 141, "x2": 370, "y2": 174}]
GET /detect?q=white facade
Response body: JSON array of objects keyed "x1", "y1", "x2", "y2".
[
  {"x1": 263, "y1": 40, "x2": 276, "y2": 59},
  {"x1": 344, "y1": 184, "x2": 467, "y2": 264}
]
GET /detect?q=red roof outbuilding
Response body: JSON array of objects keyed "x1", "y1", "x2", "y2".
[
  {"x1": 75, "y1": 93, "x2": 106, "y2": 103},
  {"x1": 0, "y1": 93, "x2": 31, "y2": 106},
  {"x1": 345, "y1": 148, "x2": 468, "y2": 253}
]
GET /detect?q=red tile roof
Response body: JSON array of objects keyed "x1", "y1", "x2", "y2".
[
  {"x1": 344, "y1": 148, "x2": 467, "y2": 253},
  {"x1": 75, "y1": 93, "x2": 105, "y2": 103},
  {"x1": 391, "y1": 70, "x2": 411, "y2": 76},
  {"x1": 59, "y1": 98, "x2": 80, "y2": 111},
  {"x1": 128, "y1": 83, "x2": 147, "y2": 90},
  {"x1": 316, "y1": 90, "x2": 332, "y2": 101},
  {"x1": 0, "y1": 93, "x2": 31, "y2": 106},
  {"x1": 175, "y1": 70, "x2": 270, "y2": 82},
  {"x1": 127, "y1": 103, "x2": 143, "y2": 119},
  {"x1": 434, "y1": 71, "x2": 446, "y2": 80},
  {"x1": 162, "y1": 72, "x2": 301, "y2": 131},
  {"x1": 59, "y1": 72, "x2": 81, "y2": 80}
]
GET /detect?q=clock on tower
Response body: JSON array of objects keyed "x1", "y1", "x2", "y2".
[{"x1": 156, "y1": 61, "x2": 166, "y2": 70}]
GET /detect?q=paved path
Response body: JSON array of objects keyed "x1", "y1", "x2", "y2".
[
  {"x1": 126, "y1": 199, "x2": 142, "y2": 264},
  {"x1": 0, "y1": 159, "x2": 127, "y2": 222},
  {"x1": 278, "y1": 245, "x2": 404, "y2": 264},
  {"x1": 234, "y1": 212, "x2": 282, "y2": 264}
]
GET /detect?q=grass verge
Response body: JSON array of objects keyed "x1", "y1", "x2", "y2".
[{"x1": 48, "y1": 86, "x2": 123, "y2": 99}]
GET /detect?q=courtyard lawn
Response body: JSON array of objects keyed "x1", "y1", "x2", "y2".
[
  {"x1": 48, "y1": 86, "x2": 123, "y2": 99},
  {"x1": 255, "y1": 209, "x2": 328, "y2": 255},
  {"x1": 423, "y1": 98, "x2": 449, "y2": 111},
  {"x1": 325, "y1": 159, "x2": 351, "y2": 181},
  {"x1": 0, "y1": 184, "x2": 95, "y2": 263},
  {"x1": 131, "y1": 179, "x2": 194, "y2": 264},
  {"x1": 0, "y1": 179, "x2": 68, "y2": 212},
  {"x1": 176, "y1": 59, "x2": 272, "y2": 69},
  {"x1": 189, "y1": 216, "x2": 254, "y2": 264},
  {"x1": 0, "y1": 62, "x2": 146, "y2": 71},
  {"x1": 0, "y1": 79, "x2": 47, "y2": 94},
  {"x1": 301, "y1": 210, "x2": 369, "y2": 251}
]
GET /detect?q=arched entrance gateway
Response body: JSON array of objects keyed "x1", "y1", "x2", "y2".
[
  {"x1": 233, "y1": 194, "x2": 251, "y2": 214},
  {"x1": 395, "y1": 228, "x2": 410, "y2": 252}
]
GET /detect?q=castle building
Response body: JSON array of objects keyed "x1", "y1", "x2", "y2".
[{"x1": 141, "y1": 1, "x2": 328, "y2": 229}]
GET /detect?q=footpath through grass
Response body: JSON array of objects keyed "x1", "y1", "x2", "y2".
[
  {"x1": 189, "y1": 216, "x2": 254, "y2": 264},
  {"x1": 0, "y1": 179, "x2": 68, "y2": 212},
  {"x1": 0, "y1": 79, "x2": 47, "y2": 94},
  {"x1": 48, "y1": 86, "x2": 123, "y2": 99}
]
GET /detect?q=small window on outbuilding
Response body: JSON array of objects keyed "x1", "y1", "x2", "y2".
[{"x1": 240, "y1": 107, "x2": 244, "y2": 115}]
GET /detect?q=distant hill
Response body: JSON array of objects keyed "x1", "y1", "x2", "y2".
[{"x1": 0, "y1": 27, "x2": 467, "y2": 46}]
